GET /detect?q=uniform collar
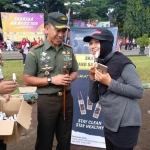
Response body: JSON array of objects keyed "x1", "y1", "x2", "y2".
[
  {"x1": 44, "y1": 39, "x2": 52, "y2": 51},
  {"x1": 44, "y1": 39, "x2": 63, "y2": 51}
]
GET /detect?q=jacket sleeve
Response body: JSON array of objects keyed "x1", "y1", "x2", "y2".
[
  {"x1": 88, "y1": 79, "x2": 99, "y2": 103},
  {"x1": 108, "y1": 64, "x2": 143, "y2": 99}
]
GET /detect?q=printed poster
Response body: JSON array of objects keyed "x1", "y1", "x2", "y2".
[{"x1": 1, "y1": 12, "x2": 44, "y2": 41}]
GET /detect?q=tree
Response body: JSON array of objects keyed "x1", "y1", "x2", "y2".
[
  {"x1": 30, "y1": 0, "x2": 67, "y2": 24},
  {"x1": 0, "y1": 0, "x2": 35, "y2": 27},
  {"x1": 0, "y1": 0, "x2": 67, "y2": 27},
  {"x1": 107, "y1": 0, "x2": 127, "y2": 35},
  {"x1": 123, "y1": 0, "x2": 150, "y2": 38},
  {"x1": 63, "y1": 0, "x2": 109, "y2": 21}
]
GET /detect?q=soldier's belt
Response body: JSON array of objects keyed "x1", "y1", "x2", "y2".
[
  {"x1": 39, "y1": 90, "x2": 71, "y2": 97},
  {"x1": 52, "y1": 90, "x2": 71, "y2": 96}
]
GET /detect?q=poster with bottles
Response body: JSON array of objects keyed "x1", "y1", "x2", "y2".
[{"x1": 70, "y1": 27, "x2": 118, "y2": 148}]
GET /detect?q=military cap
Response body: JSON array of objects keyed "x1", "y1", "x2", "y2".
[{"x1": 48, "y1": 12, "x2": 69, "y2": 29}]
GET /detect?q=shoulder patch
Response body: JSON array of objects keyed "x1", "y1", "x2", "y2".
[
  {"x1": 33, "y1": 42, "x2": 44, "y2": 50},
  {"x1": 63, "y1": 43, "x2": 72, "y2": 48},
  {"x1": 28, "y1": 51, "x2": 35, "y2": 56}
]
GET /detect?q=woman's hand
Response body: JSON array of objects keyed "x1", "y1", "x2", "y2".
[
  {"x1": 89, "y1": 63, "x2": 97, "y2": 80},
  {"x1": 95, "y1": 69, "x2": 112, "y2": 86}
]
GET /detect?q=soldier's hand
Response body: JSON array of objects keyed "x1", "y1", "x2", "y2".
[
  {"x1": 51, "y1": 74, "x2": 72, "y2": 86},
  {"x1": 0, "y1": 81, "x2": 18, "y2": 94}
]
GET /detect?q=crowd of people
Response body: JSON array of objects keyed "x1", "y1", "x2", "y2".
[
  {"x1": 125, "y1": 38, "x2": 137, "y2": 50},
  {"x1": 0, "y1": 11, "x2": 144, "y2": 150},
  {"x1": 18, "y1": 37, "x2": 43, "y2": 64},
  {"x1": 0, "y1": 37, "x2": 44, "y2": 65},
  {"x1": 0, "y1": 37, "x2": 44, "y2": 52}
]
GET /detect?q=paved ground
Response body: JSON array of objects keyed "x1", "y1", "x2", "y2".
[
  {"x1": 7, "y1": 91, "x2": 150, "y2": 150},
  {"x1": 3, "y1": 47, "x2": 150, "y2": 150},
  {"x1": 1, "y1": 47, "x2": 150, "y2": 60}
]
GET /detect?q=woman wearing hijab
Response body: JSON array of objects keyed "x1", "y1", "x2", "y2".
[
  {"x1": 83, "y1": 28, "x2": 143, "y2": 150},
  {"x1": 20, "y1": 38, "x2": 29, "y2": 65}
]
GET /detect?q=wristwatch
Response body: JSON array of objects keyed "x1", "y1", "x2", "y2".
[{"x1": 47, "y1": 77, "x2": 52, "y2": 84}]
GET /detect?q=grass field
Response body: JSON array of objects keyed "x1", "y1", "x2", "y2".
[
  {"x1": 128, "y1": 56, "x2": 150, "y2": 83},
  {"x1": 2, "y1": 56, "x2": 150, "y2": 94}
]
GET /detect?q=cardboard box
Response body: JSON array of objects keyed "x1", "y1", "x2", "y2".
[
  {"x1": 0, "y1": 98, "x2": 32, "y2": 143},
  {"x1": 19, "y1": 86, "x2": 37, "y2": 94}
]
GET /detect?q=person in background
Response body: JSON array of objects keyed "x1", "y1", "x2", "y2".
[
  {"x1": 0, "y1": 41, "x2": 3, "y2": 51},
  {"x1": 83, "y1": 28, "x2": 143, "y2": 150},
  {"x1": 6, "y1": 38, "x2": 13, "y2": 51},
  {"x1": 40, "y1": 38, "x2": 43, "y2": 44},
  {"x1": 0, "y1": 80, "x2": 18, "y2": 150},
  {"x1": 32, "y1": 38, "x2": 37, "y2": 46},
  {"x1": 10, "y1": 37, "x2": 15, "y2": 51},
  {"x1": 20, "y1": 38, "x2": 29, "y2": 65},
  {"x1": 125, "y1": 38, "x2": 129, "y2": 50},
  {"x1": 116, "y1": 37, "x2": 122, "y2": 52},
  {"x1": 128, "y1": 40, "x2": 133, "y2": 50},
  {"x1": 26, "y1": 38, "x2": 31, "y2": 48},
  {"x1": 23, "y1": 12, "x2": 78, "y2": 150},
  {"x1": 0, "y1": 29, "x2": 3, "y2": 42},
  {"x1": 132, "y1": 38, "x2": 137, "y2": 50},
  {"x1": 37, "y1": 37, "x2": 43, "y2": 44},
  {"x1": 44, "y1": 24, "x2": 48, "y2": 39},
  {"x1": 37, "y1": 37, "x2": 41, "y2": 43}
]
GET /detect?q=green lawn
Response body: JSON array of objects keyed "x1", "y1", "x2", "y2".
[
  {"x1": 2, "y1": 56, "x2": 150, "y2": 94},
  {"x1": 3, "y1": 60, "x2": 24, "y2": 94},
  {"x1": 129, "y1": 56, "x2": 150, "y2": 83}
]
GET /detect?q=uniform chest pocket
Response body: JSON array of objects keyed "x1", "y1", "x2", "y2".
[
  {"x1": 56, "y1": 54, "x2": 73, "y2": 69},
  {"x1": 63, "y1": 56, "x2": 73, "y2": 68}
]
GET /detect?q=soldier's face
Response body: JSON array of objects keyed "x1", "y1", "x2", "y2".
[{"x1": 46, "y1": 24, "x2": 67, "y2": 46}]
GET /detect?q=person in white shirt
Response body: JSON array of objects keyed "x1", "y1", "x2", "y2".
[
  {"x1": 6, "y1": 39, "x2": 13, "y2": 51},
  {"x1": 22, "y1": 42, "x2": 29, "y2": 65}
]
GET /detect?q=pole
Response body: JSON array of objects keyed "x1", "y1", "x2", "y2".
[
  {"x1": 63, "y1": 66, "x2": 67, "y2": 120},
  {"x1": 64, "y1": 9, "x2": 70, "y2": 43}
]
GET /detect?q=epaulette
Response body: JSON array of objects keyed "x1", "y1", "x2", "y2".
[
  {"x1": 28, "y1": 51, "x2": 35, "y2": 56},
  {"x1": 33, "y1": 42, "x2": 44, "y2": 50},
  {"x1": 63, "y1": 43, "x2": 72, "y2": 48}
]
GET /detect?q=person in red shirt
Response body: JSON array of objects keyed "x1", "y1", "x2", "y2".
[
  {"x1": 19, "y1": 38, "x2": 26, "y2": 50},
  {"x1": 26, "y1": 38, "x2": 30, "y2": 45},
  {"x1": 32, "y1": 38, "x2": 37, "y2": 46},
  {"x1": 0, "y1": 41, "x2": 2, "y2": 51},
  {"x1": 19, "y1": 38, "x2": 29, "y2": 64}
]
